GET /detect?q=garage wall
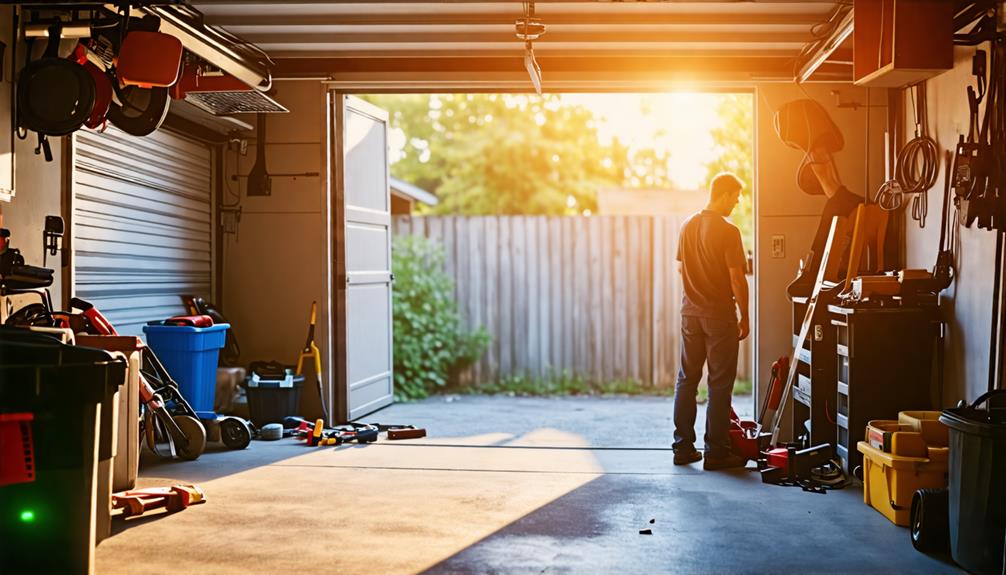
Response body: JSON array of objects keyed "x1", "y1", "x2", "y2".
[
  {"x1": 754, "y1": 83, "x2": 887, "y2": 409},
  {"x1": 0, "y1": 9, "x2": 65, "y2": 307},
  {"x1": 903, "y1": 44, "x2": 998, "y2": 404},
  {"x1": 222, "y1": 80, "x2": 331, "y2": 415}
]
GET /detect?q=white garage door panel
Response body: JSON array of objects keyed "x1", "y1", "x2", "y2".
[
  {"x1": 347, "y1": 283, "x2": 392, "y2": 382},
  {"x1": 76, "y1": 134, "x2": 211, "y2": 188},
  {"x1": 348, "y1": 375, "x2": 393, "y2": 417},
  {"x1": 74, "y1": 204, "x2": 210, "y2": 233},
  {"x1": 75, "y1": 172, "x2": 212, "y2": 217},
  {"x1": 73, "y1": 125, "x2": 213, "y2": 337},
  {"x1": 345, "y1": 113, "x2": 389, "y2": 213},
  {"x1": 347, "y1": 224, "x2": 391, "y2": 272},
  {"x1": 335, "y1": 95, "x2": 394, "y2": 422}
]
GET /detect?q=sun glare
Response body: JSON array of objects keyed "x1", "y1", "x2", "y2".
[{"x1": 561, "y1": 93, "x2": 721, "y2": 190}]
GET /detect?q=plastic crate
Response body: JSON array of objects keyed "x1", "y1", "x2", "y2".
[
  {"x1": 143, "y1": 323, "x2": 229, "y2": 413},
  {"x1": 857, "y1": 440, "x2": 948, "y2": 526},
  {"x1": 244, "y1": 372, "x2": 304, "y2": 426},
  {"x1": 899, "y1": 410, "x2": 949, "y2": 447}
]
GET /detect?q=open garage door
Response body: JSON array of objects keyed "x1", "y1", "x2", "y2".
[
  {"x1": 71, "y1": 125, "x2": 214, "y2": 336},
  {"x1": 331, "y1": 94, "x2": 394, "y2": 421}
]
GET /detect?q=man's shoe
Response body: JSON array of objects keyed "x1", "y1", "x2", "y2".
[
  {"x1": 702, "y1": 453, "x2": 747, "y2": 471},
  {"x1": 673, "y1": 450, "x2": 702, "y2": 465}
]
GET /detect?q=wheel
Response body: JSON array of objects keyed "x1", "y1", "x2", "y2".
[
  {"x1": 911, "y1": 488, "x2": 950, "y2": 553},
  {"x1": 852, "y1": 465, "x2": 864, "y2": 482},
  {"x1": 219, "y1": 417, "x2": 252, "y2": 450},
  {"x1": 171, "y1": 415, "x2": 207, "y2": 461}
]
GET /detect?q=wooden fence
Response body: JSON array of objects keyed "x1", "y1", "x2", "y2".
[{"x1": 393, "y1": 215, "x2": 752, "y2": 387}]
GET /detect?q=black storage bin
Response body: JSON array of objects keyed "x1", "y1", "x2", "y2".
[
  {"x1": 940, "y1": 389, "x2": 1006, "y2": 575},
  {"x1": 0, "y1": 328, "x2": 126, "y2": 575},
  {"x1": 244, "y1": 368, "x2": 303, "y2": 426}
]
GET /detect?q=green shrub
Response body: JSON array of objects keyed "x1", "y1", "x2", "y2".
[{"x1": 392, "y1": 235, "x2": 489, "y2": 400}]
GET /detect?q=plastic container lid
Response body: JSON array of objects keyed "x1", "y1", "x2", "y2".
[
  {"x1": 246, "y1": 372, "x2": 304, "y2": 389},
  {"x1": 142, "y1": 322, "x2": 230, "y2": 335},
  {"x1": 940, "y1": 390, "x2": 1006, "y2": 439}
]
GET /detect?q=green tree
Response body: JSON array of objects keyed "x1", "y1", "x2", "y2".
[
  {"x1": 365, "y1": 94, "x2": 628, "y2": 215},
  {"x1": 704, "y1": 94, "x2": 754, "y2": 247}
]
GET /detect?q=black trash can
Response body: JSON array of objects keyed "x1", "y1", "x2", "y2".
[
  {"x1": 244, "y1": 367, "x2": 304, "y2": 427},
  {"x1": 940, "y1": 389, "x2": 1006, "y2": 575},
  {"x1": 0, "y1": 328, "x2": 126, "y2": 575}
]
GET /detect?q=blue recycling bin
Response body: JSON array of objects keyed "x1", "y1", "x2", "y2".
[{"x1": 143, "y1": 323, "x2": 229, "y2": 415}]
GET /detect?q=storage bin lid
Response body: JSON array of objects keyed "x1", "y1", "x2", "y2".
[
  {"x1": 940, "y1": 390, "x2": 1006, "y2": 439},
  {"x1": 142, "y1": 322, "x2": 230, "y2": 334},
  {"x1": 246, "y1": 372, "x2": 304, "y2": 388}
]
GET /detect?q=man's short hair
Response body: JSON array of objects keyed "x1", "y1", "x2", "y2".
[{"x1": 709, "y1": 172, "x2": 743, "y2": 202}]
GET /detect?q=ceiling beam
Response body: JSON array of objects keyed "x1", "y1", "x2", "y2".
[
  {"x1": 238, "y1": 30, "x2": 814, "y2": 44},
  {"x1": 204, "y1": 12, "x2": 828, "y2": 27},
  {"x1": 276, "y1": 55, "x2": 797, "y2": 76}
]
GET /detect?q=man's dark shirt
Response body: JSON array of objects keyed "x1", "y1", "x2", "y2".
[{"x1": 677, "y1": 210, "x2": 746, "y2": 320}]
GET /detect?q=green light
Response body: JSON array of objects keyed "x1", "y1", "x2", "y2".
[{"x1": 19, "y1": 510, "x2": 35, "y2": 523}]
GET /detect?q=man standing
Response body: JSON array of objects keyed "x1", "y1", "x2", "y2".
[{"x1": 672, "y1": 172, "x2": 749, "y2": 470}]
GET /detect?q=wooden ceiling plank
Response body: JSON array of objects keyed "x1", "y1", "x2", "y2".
[{"x1": 237, "y1": 30, "x2": 815, "y2": 44}]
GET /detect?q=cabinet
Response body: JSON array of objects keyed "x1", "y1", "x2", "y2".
[
  {"x1": 853, "y1": 0, "x2": 954, "y2": 87},
  {"x1": 829, "y1": 303, "x2": 942, "y2": 474},
  {"x1": 790, "y1": 287, "x2": 842, "y2": 448}
]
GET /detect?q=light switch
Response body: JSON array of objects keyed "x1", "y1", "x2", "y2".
[{"x1": 771, "y1": 235, "x2": 785, "y2": 258}]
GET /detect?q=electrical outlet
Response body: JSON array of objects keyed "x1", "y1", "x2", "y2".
[{"x1": 771, "y1": 235, "x2": 785, "y2": 258}]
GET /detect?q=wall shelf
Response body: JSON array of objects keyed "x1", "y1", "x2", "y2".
[{"x1": 853, "y1": 0, "x2": 954, "y2": 88}]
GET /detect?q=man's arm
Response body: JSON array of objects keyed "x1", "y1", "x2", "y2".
[{"x1": 729, "y1": 266, "x2": 750, "y2": 340}]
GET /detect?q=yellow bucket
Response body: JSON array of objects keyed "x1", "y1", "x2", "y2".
[{"x1": 857, "y1": 441, "x2": 948, "y2": 526}]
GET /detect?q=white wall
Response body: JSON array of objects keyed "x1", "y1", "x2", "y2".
[
  {"x1": 754, "y1": 83, "x2": 887, "y2": 406},
  {"x1": 903, "y1": 44, "x2": 999, "y2": 404},
  {"x1": 221, "y1": 81, "x2": 331, "y2": 417},
  {"x1": 1, "y1": 9, "x2": 65, "y2": 306}
]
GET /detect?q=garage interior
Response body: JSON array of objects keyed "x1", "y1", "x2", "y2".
[{"x1": 1, "y1": 1, "x2": 1005, "y2": 574}]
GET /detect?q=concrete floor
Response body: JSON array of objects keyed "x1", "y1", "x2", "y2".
[{"x1": 95, "y1": 396, "x2": 960, "y2": 574}]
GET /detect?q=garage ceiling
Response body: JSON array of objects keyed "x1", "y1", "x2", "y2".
[{"x1": 191, "y1": 1, "x2": 854, "y2": 91}]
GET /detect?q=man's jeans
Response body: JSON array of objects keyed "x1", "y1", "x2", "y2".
[{"x1": 672, "y1": 315, "x2": 739, "y2": 458}]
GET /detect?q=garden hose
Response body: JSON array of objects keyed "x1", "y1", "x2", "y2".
[{"x1": 895, "y1": 85, "x2": 940, "y2": 228}]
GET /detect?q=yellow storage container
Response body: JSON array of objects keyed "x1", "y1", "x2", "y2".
[
  {"x1": 898, "y1": 410, "x2": 949, "y2": 447},
  {"x1": 857, "y1": 441, "x2": 948, "y2": 526}
]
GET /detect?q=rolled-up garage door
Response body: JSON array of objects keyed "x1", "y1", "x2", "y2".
[{"x1": 72, "y1": 125, "x2": 213, "y2": 336}]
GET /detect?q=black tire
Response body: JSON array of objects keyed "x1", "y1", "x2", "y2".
[
  {"x1": 220, "y1": 417, "x2": 252, "y2": 450},
  {"x1": 172, "y1": 415, "x2": 206, "y2": 461},
  {"x1": 911, "y1": 488, "x2": 950, "y2": 553}
]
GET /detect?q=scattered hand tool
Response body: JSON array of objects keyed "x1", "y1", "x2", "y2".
[
  {"x1": 112, "y1": 484, "x2": 205, "y2": 518},
  {"x1": 284, "y1": 416, "x2": 425, "y2": 446},
  {"x1": 296, "y1": 301, "x2": 329, "y2": 422}
]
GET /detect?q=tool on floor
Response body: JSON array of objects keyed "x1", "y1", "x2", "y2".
[
  {"x1": 112, "y1": 484, "x2": 206, "y2": 518},
  {"x1": 296, "y1": 301, "x2": 329, "y2": 422},
  {"x1": 283, "y1": 416, "x2": 425, "y2": 445},
  {"x1": 759, "y1": 443, "x2": 845, "y2": 493}
]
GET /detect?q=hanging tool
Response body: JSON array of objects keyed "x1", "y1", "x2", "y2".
[{"x1": 296, "y1": 301, "x2": 329, "y2": 422}]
